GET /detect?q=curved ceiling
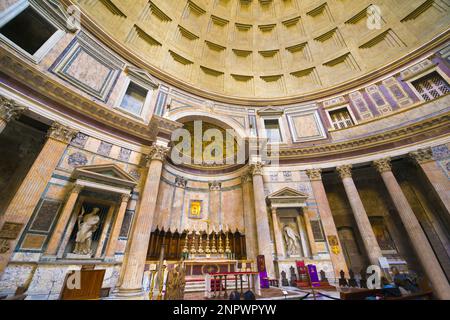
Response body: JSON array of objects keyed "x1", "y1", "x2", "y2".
[{"x1": 77, "y1": 0, "x2": 450, "y2": 100}]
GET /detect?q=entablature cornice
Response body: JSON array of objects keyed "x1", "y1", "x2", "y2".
[
  {"x1": 275, "y1": 113, "x2": 450, "y2": 160},
  {"x1": 0, "y1": 48, "x2": 181, "y2": 144}
]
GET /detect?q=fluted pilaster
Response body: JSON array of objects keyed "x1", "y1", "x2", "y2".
[
  {"x1": 0, "y1": 122, "x2": 77, "y2": 273},
  {"x1": 410, "y1": 148, "x2": 450, "y2": 216}
]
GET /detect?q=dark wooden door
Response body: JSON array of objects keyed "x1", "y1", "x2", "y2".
[{"x1": 60, "y1": 269, "x2": 106, "y2": 300}]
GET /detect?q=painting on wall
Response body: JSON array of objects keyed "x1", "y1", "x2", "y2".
[
  {"x1": 371, "y1": 217, "x2": 397, "y2": 252},
  {"x1": 189, "y1": 200, "x2": 203, "y2": 220}
]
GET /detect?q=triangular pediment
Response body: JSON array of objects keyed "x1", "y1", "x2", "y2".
[
  {"x1": 73, "y1": 164, "x2": 137, "y2": 188},
  {"x1": 267, "y1": 187, "x2": 309, "y2": 203},
  {"x1": 127, "y1": 66, "x2": 159, "y2": 88},
  {"x1": 257, "y1": 107, "x2": 284, "y2": 116}
]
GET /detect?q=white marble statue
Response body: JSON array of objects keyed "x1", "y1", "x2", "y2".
[
  {"x1": 73, "y1": 207, "x2": 100, "y2": 255},
  {"x1": 283, "y1": 224, "x2": 301, "y2": 256}
]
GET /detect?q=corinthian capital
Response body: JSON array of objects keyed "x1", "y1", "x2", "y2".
[
  {"x1": 409, "y1": 148, "x2": 434, "y2": 164},
  {"x1": 250, "y1": 162, "x2": 264, "y2": 176},
  {"x1": 209, "y1": 181, "x2": 222, "y2": 191},
  {"x1": 147, "y1": 143, "x2": 170, "y2": 163},
  {"x1": 0, "y1": 96, "x2": 27, "y2": 122},
  {"x1": 373, "y1": 158, "x2": 392, "y2": 173},
  {"x1": 337, "y1": 165, "x2": 353, "y2": 180},
  {"x1": 241, "y1": 170, "x2": 253, "y2": 184},
  {"x1": 47, "y1": 122, "x2": 78, "y2": 144},
  {"x1": 306, "y1": 169, "x2": 322, "y2": 181}
]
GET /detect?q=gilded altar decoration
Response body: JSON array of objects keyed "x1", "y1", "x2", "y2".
[
  {"x1": 327, "y1": 235, "x2": 341, "y2": 255},
  {"x1": 189, "y1": 200, "x2": 202, "y2": 219},
  {"x1": 73, "y1": 207, "x2": 101, "y2": 255}
]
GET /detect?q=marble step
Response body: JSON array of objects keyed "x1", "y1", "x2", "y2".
[{"x1": 185, "y1": 280, "x2": 250, "y2": 293}]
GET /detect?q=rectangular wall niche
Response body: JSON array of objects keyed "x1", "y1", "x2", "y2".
[
  {"x1": 50, "y1": 31, "x2": 125, "y2": 102},
  {"x1": 285, "y1": 105, "x2": 327, "y2": 143}
]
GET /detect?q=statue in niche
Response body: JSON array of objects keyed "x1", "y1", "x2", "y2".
[
  {"x1": 283, "y1": 224, "x2": 301, "y2": 256},
  {"x1": 73, "y1": 207, "x2": 100, "y2": 255}
]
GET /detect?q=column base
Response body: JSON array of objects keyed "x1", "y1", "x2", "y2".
[{"x1": 108, "y1": 287, "x2": 147, "y2": 300}]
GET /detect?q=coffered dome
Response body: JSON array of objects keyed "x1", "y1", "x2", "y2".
[{"x1": 77, "y1": 0, "x2": 449, "y2": 101}]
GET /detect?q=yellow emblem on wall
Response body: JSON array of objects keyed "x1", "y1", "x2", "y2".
[
  {"x1": 190, "y1": 201, "x2": 202, "y2": 219},
  {"x1": 328, "y1": 235, "x2": 341, "y2": 255}
]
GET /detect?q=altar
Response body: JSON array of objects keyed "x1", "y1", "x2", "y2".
[{"x1": 184, "y1": 259, "x2": 253, "y2": 277}]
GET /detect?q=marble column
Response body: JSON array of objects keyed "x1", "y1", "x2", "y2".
[
  {"x1": 241, "y1": 172, "x2": 258, "y2": 261},
  {"x1": 307, "y1": 169, "x2": 348, "y2": 276},
  {"x1": 0, "y1": 96, "x2": 27, "y2": 134},
  {"x1": 251, "y1": 162, "x2": 275, "y2": 278},
  {"x1": 336, "y1": 165, "x2": 383, "y2": 267},
  {"x1": 302, "y1": 211, "x2": 318, "y2": 257},
  {"x1": 296, "y1": 215, "x2": 310, "y2": 258},
  {"x1": 45, "y1": 185, "x2": 83, "y2": 256},
  {"x1": 0, "y1": 122, "x2": 77, "y2": 273},
  {"x1": 117, "y1": 144, "x2": 169, "y2": 298},
  {"x1": 271, "y1": 207, "x2": 285, "y2": 260},
  {"x1": 410, "y1": 148, "x2": 450, "y2": 216},
  {"x1": 105, "y1": 193, "x2": 132, "y2": 259},
  {"x1": 374, "y1": 158, "x2": 450, "y2": 300}
]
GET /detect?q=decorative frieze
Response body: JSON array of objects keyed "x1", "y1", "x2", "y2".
[
  {"x1": 70, "y1": 132, "x2": 88, "y2": 148},
  {"x1": 337, "y1": 165, "x2": 353, "y2": 179},
  {"x1": 47, "y1": 122, "x2": 78, "y2": 144},
  {"x1": 382, "y1": 77, "x2": 413, "y2": 107},
  {"x1": 400, "y1": 59, "x2": 436, "y2": 81},
  {"x1": 410, "y1": 148, "x2": 434, "y2": 164},
  {"x1": 97, "y1": 141, "x2": 113, "y2": 157},
  {"x1": 306, "y1": 169, "x2": 322, "y2": 181},
  {"x1": 348, "y1": 91, "x2": 373, "y2": 120},
  {"x1": 373, "y1": 158, "x2": 392, "y2": 173}
]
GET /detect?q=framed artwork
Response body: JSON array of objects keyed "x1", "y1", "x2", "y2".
[{"x1": 189, "y1": 200, "x2": 203, "y2": 219}]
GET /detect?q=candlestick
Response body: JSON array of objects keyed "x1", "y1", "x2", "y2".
[
  {"x1": 218, "y1": 232, "x2": 224, "y2": 254},
  {"x1": 198, "y1": 231, "x2": 204, "y2": 254},
  {"x1": 190, "y1": 231, "x2": 197, "y2": 254},
  {"x1": 205, "y1": 232, "x2": 211, "y2": 254},
  {"x1": 211, "y1": 231, "x2": 217, "y2": 254}
]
